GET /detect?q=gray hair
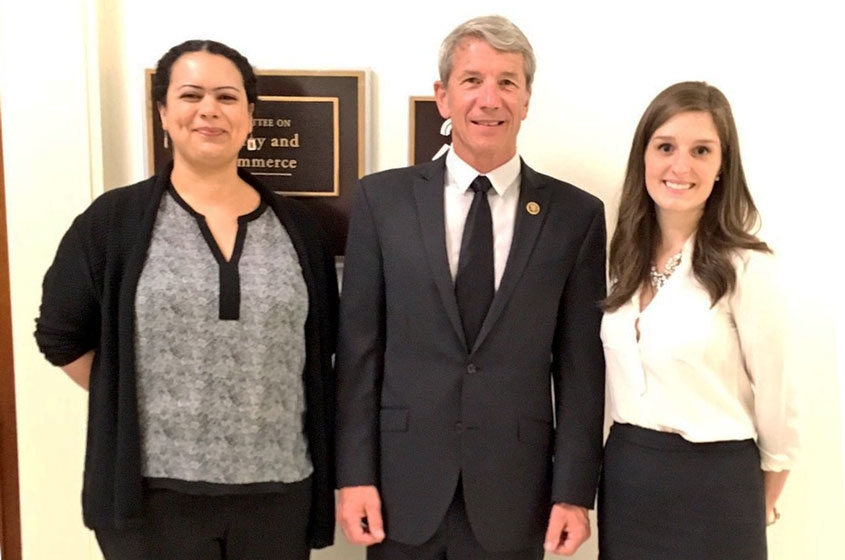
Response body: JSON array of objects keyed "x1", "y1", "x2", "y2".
[{"x1": 438, "y1": 15, "x2": 536, "y2": 90}]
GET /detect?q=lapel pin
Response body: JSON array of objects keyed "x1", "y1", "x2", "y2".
[{"x1": 526, "y1": 201, "x2": 540, "y2": 215}]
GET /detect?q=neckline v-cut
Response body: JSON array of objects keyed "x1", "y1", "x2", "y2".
[
  {"x1": 166, "y1": 185, "x2": 266, "y2": 264},
  {"x1": 163, "y1": 186, "x2": 268, "y2": 320}
]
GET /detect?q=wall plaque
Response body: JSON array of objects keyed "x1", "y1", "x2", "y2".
[
  {"x1": 409, "y1": 96, "x2": 451, "y2": 165},
  {"x1": 240, "y1": 95, "x2": 338, "y2": 196}
]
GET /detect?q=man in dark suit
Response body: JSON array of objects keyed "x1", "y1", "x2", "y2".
[{"x1": 336, "y1": 15, "x2": 606, "y2": 559}]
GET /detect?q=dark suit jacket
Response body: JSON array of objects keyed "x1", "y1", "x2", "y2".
[{"x1": 336, "y1": 156, "x2": 606, "y2": 551}]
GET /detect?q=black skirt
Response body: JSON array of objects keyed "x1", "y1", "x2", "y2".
[{"x1": 598, "y1": 423, "x2": 767, "y2": 560}]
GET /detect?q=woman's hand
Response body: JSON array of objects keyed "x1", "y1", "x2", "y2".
[{"x1": 763, "y1": 469, "x2": 790, "y2": 526}]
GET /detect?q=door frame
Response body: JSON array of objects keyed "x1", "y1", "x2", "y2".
[{"x1": 0, "y1": 105, "x2": 23, "y2": 560}]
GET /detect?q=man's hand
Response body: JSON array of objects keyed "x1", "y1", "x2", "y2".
[
  {"x1": 544, "y1": 502, "x2": 591, "y2": 555},
  {"x1": 337, "y1": 485, "x2": 386, "y2": 546}
]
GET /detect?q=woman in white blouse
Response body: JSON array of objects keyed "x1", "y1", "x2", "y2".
[{"x1": 598, "y1": 81, "x2": 798, "y2": 560}]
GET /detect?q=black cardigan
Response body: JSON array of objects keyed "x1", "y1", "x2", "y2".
[{"x1": 34, "y1": 163, "x2": 339, "y2": 548}]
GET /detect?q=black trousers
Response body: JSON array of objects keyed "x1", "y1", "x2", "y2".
[
  {"x1": 368, "y1": 479, "x2": 543, "y2": 560},
  {"x1": 95, "y1": 479, "x2": 311, "y2": 560},
  {"x1": 598, "y1": 423, "x2": 767, "y2": 560}
]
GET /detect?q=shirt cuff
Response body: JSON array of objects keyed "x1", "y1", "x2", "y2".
[{"x1": 759, "y1": 448, "x2": 794, "y2": 472}]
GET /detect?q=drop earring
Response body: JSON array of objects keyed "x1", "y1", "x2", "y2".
[
  {"x1": 163, "y1": 131, "x2": 169, "y2": 149},
  {"x1": 246, "y1": 133, "x2": 258, "y2": 151}
]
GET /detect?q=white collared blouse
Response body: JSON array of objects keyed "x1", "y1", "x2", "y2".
[{"x1": 601, "y1": 236, "x2": 799, "y2": 471}]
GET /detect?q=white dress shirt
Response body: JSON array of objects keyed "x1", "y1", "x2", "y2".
[
  {"x1": 444, "y1": 149, "x2": 521, "y2": 290},
  {"x1": 601, "y1": 235, "x2": 799, "y2": 471}
]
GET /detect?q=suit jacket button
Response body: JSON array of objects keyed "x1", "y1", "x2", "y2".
[
  {"x1": 466, "y1": 363, "x2": 477, "y2": 374},
  {"x1": 455, "y1": 422, "x2": 464, "y2": 433}
]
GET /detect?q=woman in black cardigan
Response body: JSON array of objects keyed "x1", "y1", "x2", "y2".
[{"x1": 35, "y1": 40, "x2": 338, "y2": 559}]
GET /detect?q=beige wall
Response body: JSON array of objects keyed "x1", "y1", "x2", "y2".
[
  {"x1": 0, "y1": 0, "x2": 102, "y2": 558},
  {"x1": 1, "y1": 1, "x2": 842, "y2": 559}
]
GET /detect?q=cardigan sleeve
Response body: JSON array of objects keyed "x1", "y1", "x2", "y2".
[
  {"x1": 730, "y1": 249, "x2": 800, "y2": 471},
  {"x1": 34, "y1": 212, "x2": 102, "y2": 366}
]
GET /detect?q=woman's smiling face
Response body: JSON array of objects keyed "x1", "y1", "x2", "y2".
[{"x1": 158, "y1": 50, "x2": 253, "y2": 169}]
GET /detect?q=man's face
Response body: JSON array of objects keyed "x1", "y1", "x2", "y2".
[{"x1": 434, "y1": 38, "x2": 531, "y2": 173}]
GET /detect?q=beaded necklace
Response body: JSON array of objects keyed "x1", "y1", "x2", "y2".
[{"x1": 649, "y1": 251, "x2": 682, "y2": 290}]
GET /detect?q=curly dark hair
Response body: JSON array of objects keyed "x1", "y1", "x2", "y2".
[{"x1": 151, "y1": 39, "x2": 257, "y2": 107}]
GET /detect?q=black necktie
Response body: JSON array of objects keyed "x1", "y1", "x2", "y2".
[{"x1": 455, "y1": 175, "x2": 494, "y2": 350}]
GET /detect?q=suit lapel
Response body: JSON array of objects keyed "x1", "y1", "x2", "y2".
[
  {"x1": 472, "y1": 161, "x2": 551, "y2": 352},
  {"x1": 412, "y1": 157, "x2": 467, "y2": 347}
]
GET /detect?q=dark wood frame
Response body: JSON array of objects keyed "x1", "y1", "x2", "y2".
[{"x1": 0, "y1": 106, "x2": 23, "y2": 560}]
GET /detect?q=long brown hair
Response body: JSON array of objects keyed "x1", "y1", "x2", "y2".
[{"x1": 603, "y1": 81, "x2": 770, "y2": 312}]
